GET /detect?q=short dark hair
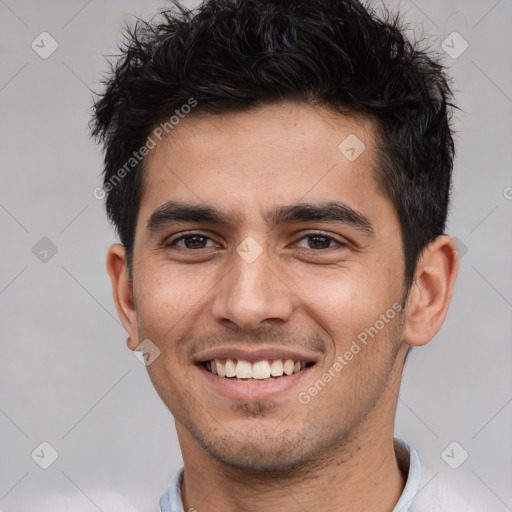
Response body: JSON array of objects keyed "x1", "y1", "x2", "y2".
[{"x1": 91, "y1": 0, "x2": 457, "y2": 290}]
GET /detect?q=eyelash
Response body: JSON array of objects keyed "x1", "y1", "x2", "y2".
[{"x1": 165, "y1": 231, "x2": 347, "y2": 252}]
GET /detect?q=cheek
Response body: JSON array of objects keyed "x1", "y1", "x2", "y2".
[
  {"x1": 135, "y1": 269, "x2": 205, "y2": 409},
  {"x1": 288, "y1": 265, "x2": 394, "y2": 347},
  {"x1": 134, "y1": 266, "x2": 206, "y2": 343}
]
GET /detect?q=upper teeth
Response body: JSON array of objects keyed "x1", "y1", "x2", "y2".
[{"x1": 206, "y1": 359, "x2": 308, "y2": 379}]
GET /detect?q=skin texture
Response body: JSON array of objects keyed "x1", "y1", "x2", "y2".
[{"x1": 107, "y1": 101, "x2": 459, "y2": 511}]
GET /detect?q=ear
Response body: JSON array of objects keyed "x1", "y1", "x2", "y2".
[
  {"x1": 402, "y1": 235, "x2": 459, "y2": 347},
  {"x1": 106, "y1": 243, "x2": 140, "y2": 350}
]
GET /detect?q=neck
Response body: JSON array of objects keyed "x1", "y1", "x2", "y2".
[
  {"x1": 177, "y1": 347, "x2": 409, "y2": 512},
  {"x1": 182, "y1": 433, "x2": 405, "y2": 512},
  {"x1": 178, "y1": 407, "x2": 407, "y2": 510}
]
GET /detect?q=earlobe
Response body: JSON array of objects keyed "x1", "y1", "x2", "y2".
[
  {"x1": 106, "y1": 243, "x2": 140, "y2": 350},
  {"x1": 402, "y1": 236, "x2": 459, "y2": 347}
]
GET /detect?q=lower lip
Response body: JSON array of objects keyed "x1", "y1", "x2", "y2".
[{"x1": 198, "y1": 364, "x2": 313, "y2": 400}]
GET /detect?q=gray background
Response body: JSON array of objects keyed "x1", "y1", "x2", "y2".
[{"x1": 1, "y1": 0, "x2": 511, "y2": 510}]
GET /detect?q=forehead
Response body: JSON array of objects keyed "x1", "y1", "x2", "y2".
[{"x1": 138, "y1": 101, "x2": 389, "y2": 229}]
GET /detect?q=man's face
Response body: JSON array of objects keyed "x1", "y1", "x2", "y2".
[{"x1": 130, "y1": 101, "x2": 408, "y2": 471}]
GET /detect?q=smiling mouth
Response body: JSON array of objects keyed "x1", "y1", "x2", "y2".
[{"x1": 202, "y1": 358, "x2": 315, "y2": 381}]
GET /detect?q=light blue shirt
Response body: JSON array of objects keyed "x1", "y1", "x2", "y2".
[{"x1": 159, "y1": 438, "x2": 422, "y2": 512}]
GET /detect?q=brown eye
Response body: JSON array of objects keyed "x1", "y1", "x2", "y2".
[
  {"x1": 295, "y1": 233, "x2": 346, "y2": 251},
  {"x1": 165, "y1": 233, "x2": 216, "y2": 249},
  {"x1": 305, "y1": 235, "x2": 333, "y2": 249}
]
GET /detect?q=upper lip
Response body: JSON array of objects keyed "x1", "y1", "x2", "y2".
[{"x1": 194, "y1": 346, "x2": 321, "y2": 364}]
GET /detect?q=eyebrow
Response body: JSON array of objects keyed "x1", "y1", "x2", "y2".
[{"x1": 146, "y1": 200, "x2": 374, "y2": 236}]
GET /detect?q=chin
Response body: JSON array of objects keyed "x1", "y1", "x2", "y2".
[
  {"x1": 198, "y1": 430, "x2": 325, "y2": 474},
  {"x1": 209, "y1": 445, "x2": 307, "y2": 473},
  {"x1": 181, "y1": 408, "x2": 342, "y2": 474}
]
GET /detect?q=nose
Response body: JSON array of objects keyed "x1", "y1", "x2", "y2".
[{"x1": 210, "y1": 245, "x2": 297, "y2": 331}]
